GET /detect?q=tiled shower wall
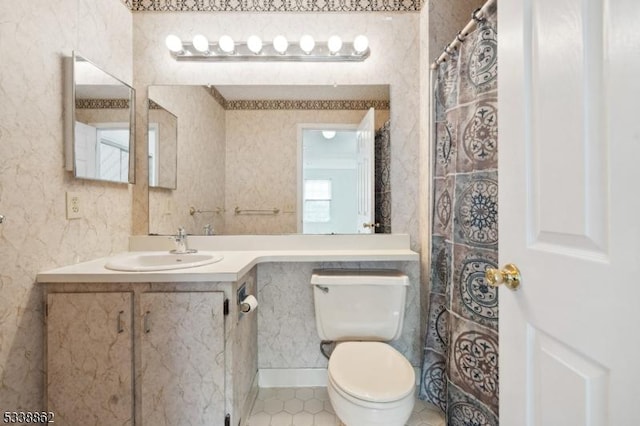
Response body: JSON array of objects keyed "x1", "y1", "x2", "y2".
[{"x1": 0, "y1": 0, "x2": 133, "y2": 409}]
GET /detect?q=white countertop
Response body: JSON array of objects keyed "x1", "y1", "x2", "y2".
[{"x1": 37, "y1": 235, "x2": 418, "y2": 283}]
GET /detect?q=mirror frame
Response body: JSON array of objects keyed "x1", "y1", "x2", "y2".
[
  {"x1": 147, "y1": 96, "x2": 178, "y2": 190},
  {"x1": 64, "y1": 51, "x2": 136, "y2": 184}
]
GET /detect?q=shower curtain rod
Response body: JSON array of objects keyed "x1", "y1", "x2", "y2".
[{"x1": 430, "y1": 0, "x2": 496, "y2": 69}]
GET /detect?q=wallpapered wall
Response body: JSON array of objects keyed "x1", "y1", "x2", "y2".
[
  {"x1": 148, "y1": 86, "x2": 227, "y2": 236},
  {"x1": 0, "y1": 0, "x2": 133, "y2": 409}
]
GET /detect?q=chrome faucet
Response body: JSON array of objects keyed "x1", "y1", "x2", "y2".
[
  {"x1": 203, "y1": 224, "x2": 214, "y2": 236},
  {"x1": 170, "y1": 227, "x2": 197, "y2": 254}
]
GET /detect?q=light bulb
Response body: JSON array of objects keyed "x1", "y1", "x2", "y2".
[
  {"x1": 247, "y1": 35, "x2": 263, "y2": 54},
  {"x1": 273, "y1": 35, "x2": 288, "y2": 54},
  {"x1": 299, "y1": 34, "x2": 315, "y2": 54},
  {"x1": 219, "y1": 35, "x2": 235, "y2": 53},
  {"x1": 192, "y1": 34, "x2": 209, "y2": 53},
  {"x1": 322, "y1": 130, "x2": 336, "y2": 140},
  {"x1": 353, "y1": 35, "x2": 369, "y2": 54},
  {"x1": 327, "y1": 35, "x2": 343, "y2": 54},
  {"x1": 165, "y1": 34, "x2": 183, "y2": 53}
]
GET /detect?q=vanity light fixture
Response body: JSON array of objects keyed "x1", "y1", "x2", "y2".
[
  {"x1": 247, "y1": 35, "x2": 263, "y2": 54},
  {"x1": 218, "y1": 35, "x2": 235, "y2": 54},
  {"x1": 192, "y1": 34, "x2": 209, "y2": 53},
  {"x1": 164, "y1": 34, "x2": 370, "y2": 62},
  {"x1": 327, "y1": 36, "x2": 343, "y2": 54},
  {"x1": 299, "y1": 35, "x2": 315, "y2": 54},
  {"x1": 353, "y1": 35, "x2": 369, "y2": 55},
  {"x1": 273, "y1": 35, "x2": 289, "y2": 54},
  {"x1": 165, "y1": 34, "x2": 184, "y2": 53}
]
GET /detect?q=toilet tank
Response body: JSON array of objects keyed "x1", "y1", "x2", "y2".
[{"x1": 310, "y1": 269, "x2": 409, "y2": 341}]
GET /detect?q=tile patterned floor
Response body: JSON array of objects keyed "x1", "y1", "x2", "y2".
[{"x1": 246, "y1": 387, "x2": 445, "y2": 426}]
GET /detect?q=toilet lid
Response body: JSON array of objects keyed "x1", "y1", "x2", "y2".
[{"x1": 328, "y1": 341, "x2": 415, "y2": 403}]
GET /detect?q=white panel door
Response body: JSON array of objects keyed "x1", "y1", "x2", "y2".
[
  {"x1": 499, "y1": 0, "x2": 640, "y2": 425},
  {"x1": 356, "y1": 107, "x2": 375, "y2": 233}
]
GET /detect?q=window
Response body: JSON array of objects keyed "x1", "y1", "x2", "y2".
[{"x1": 304, "y1": 180, "x2": 332, "y2": 222}]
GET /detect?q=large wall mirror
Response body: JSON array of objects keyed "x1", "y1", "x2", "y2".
[
  {"x1": 147, "y1": 84, "x2": 391, "y2": 236},
  {"x1": 64, "y1": 52, "x2": 135, "y2": 183}
]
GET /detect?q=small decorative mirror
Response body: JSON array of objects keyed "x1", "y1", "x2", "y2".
[
  {"x1": 64, "y1": 52, "x2": 135, "y2": 183},
  {"x1": 147, "y1": 92, "x2": 178, "y2": 189}
]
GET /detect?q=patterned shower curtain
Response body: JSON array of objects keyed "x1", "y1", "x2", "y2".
[
  {"x1": 375, "y1": 120, "x2": 392, "y2": 233},
  {"x1": 419, "y1": 5, "x2": 499, "y2": 426}
]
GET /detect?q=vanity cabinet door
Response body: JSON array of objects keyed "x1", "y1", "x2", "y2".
[
  {"x1": 140, "y1": 291, "x2": 226, "y2": 426},
  {"x1": 46, "y1": 292, "x2": 134, "y2": 425}
]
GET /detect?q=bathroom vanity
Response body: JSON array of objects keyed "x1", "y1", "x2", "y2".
[
  {"x1": 37, "y1": 234, "x2": 418, "y2": 426},
  {"x1": 42, "y1": 270, "x2": 257, "y2": 426}
]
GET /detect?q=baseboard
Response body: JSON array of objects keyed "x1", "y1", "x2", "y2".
[{"x1": 258, "y1": 368, "x2": 328, "y2": 387}]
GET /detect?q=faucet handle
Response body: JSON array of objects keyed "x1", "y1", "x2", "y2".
[{"x1": 177, "y1": 227, "x2": 187, "y2": 237}]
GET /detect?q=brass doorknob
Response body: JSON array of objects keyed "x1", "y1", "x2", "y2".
[{"x1": 485, "y1": 263, "x2": 521, "y2": 290}]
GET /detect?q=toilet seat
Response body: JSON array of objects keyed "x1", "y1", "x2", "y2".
[{"x1": 328, "y1": 341, "x2": 415, "y2": 403}]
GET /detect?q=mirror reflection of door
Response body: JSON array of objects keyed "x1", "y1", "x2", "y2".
[{"x1": 299, "y1": 108, "x2": 375, "y2": 234}]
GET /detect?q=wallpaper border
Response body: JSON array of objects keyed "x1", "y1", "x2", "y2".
[
  {"x1": 76, "y1": 99, "x2": 130, "y2": 109},
  {"x1": 207, "y1": 87, "x2": 389, "y2": 110},
  {"x1": 225, "y1": 99, "x2": 390, "y2": 110},
  {"x1": 129, "y1": 0, "x2": 420, "y2": 12}
]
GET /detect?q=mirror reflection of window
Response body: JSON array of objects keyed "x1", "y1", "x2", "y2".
[
  {"x1": 148, "y1": 124, "x2": 158, "y2": 187},
  {"x1": 96, "y1": 128, "x2": 129, "y2": 182},
  {"x1": 303, "y1": 179, "x2": 332, "y2": 224}
]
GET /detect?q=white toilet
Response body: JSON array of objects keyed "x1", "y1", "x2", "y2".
[{"x1": 310, "y1": 269, "x2": 415, "y2": 426}]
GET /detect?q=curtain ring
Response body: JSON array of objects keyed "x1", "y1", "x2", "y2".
[
  {"x1": 472, "y1": 7, "x2": 486, "y2": 23},
  {"x1": 444, "y1": 45, "x2": 455, "y2": 55},
  {"x1": 456, "y1": 31, "x2": 466, "y2": 43}
]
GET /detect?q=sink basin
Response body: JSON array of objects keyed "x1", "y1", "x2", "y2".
[{"x1": 104, "y1": 251, "x2": 224, "y2": 272}]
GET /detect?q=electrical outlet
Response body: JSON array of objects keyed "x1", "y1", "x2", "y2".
[{"x1": 66, "y1": 192, "x2": 82, "y2": 219}]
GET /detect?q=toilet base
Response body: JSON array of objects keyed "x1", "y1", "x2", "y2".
[{"x1": 327, "y1": 374, "x2": 414, "y2": 426}]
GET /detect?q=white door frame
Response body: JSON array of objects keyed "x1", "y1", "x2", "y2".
[{"x1": 296, "y1": 123, "x2": 358, "y2": 233}]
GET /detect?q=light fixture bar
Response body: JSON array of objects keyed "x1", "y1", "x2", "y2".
[{"x1": 168, "y1": 40, "x2": 370, "y2": 62}]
